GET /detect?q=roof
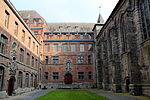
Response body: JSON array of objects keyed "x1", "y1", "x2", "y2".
[
  {"x1": 46, "y1": 23, "x2": 95, "y2": 32},
  {"x1": 18, "y1": 10, "x2": 46, "y2": 22}
]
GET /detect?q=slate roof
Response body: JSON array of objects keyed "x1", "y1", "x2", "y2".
[
  {"x1": 46, "y1": 23, "x2": 95, "y2": 32},
  {"x1": 18, "y1": 10, "x2": 46, "y2": 22}
]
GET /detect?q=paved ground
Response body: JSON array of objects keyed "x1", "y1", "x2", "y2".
[
  {"x1": 88, "y1": 89, "x2": 140, "y2": 100},
  {"x1": 1, "y1": 89, "x2": 53, "y2": 100},
  {"x1": 1, "y1": 89, "x2": 142, "y2": 100}
]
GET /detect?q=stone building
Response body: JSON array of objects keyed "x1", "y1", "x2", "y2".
[
  {"x1": 0, "y1": 0, "x2": 41, "y2": 98},
  {"x1": 95, "y1": 0, "x2": 150, "y2": 96}
]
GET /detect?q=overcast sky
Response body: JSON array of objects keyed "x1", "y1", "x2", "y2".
[{"x1": 10, "y1": 0, "x2": 119, "y2": 23}]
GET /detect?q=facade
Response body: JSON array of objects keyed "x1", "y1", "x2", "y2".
[
  {"x1": 0, "y1": 0, "x2": 41, "y2": 98},
  {"x1": 95, "y1": 0, "x2": 150, "y2": 96}
]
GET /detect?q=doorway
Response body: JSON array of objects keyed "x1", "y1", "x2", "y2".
[
  {"x1": 64, "y1": 73, "x2": 72, "y2": 84},
  {"x1": 7, "y1": 76, "x2": 15, "y2": 96}
]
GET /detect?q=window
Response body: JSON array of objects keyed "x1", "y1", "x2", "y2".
[
  {"x1": 37, "y1": 45, "x2": 39, "y2": 54},
  {"x1": 14, "y1": 22, "x2": 18, "y2": 36},
  {"x1": 140, "y1": 0, "x2": 150, "y2": 39},
  {"x1": 45, "y1": 34, "x2": 49, "y2": 39},
  {"x1": 30, "y1": 74, "x2": 33, "y2": 87},
  {"x1": 71, "y1": 44, "x2": 76, "y2": 52},
  {"x1": 0, "y1": 67, "x2": 4, "y2": 90},
  {"x1": 21, "y1": 30, "x2": 25, "y2": 42},
  {"x1": 35, "y1": 20, "x2": 39, "y2": 26},
  {"x1": 72, "y1": 34, "x2": 75, "y2": 39},
  {"x1": 35, "y1": 59, "x2": 38, "y2": 67},
  {"x1": 78, "y1": 72, "x2": 84, "y2": 80},
  {"x1": 45, "y1": 56, "x2": 49, "y2": 64},
  {"x1": 4, "y1": 10, "x2": 9, "y2": 28},
  {"x1": 54, "y1": 34, "x2": 58, "y2": 39},
  {"x1": 53, "y1": 72, "x2": 59, "y2": 80},
  {"x1": 52, "y1": 56, "x2": 59, "y2": 64},
  {"x1": 17, "y1": 71, "x2": 22, "y2": 88},
  {"x1": 44, "y1": 72, "x2": 48, "y2": 80},
  {"x1": 62, "y1": 44, "x2": 68, "y2": 52},
  {"x1": 88, "y1": 34, "x2": 92, "y2": 39},
  {"x1": 88, "y1": 72, "x2": 92, "y2": 80},
  {"x1": 88, "y1": 44, "x2": 93, "y2": 51},
  {"x1": 80, "y1": 44, "x2": 85, "y2": 52},
  {"x1": 34, "y1": 31, "x2": 38, "y2": 34},
  {"x1": 32, "y1": 56, "x2": 34, "y2": 67},
  {"x1": 25, "y1": 73, "x2": 29, "y2": 87},
  {"x1": 63, "y1": 34, "x2": 66, "y2": 39},
  {"x1": 28, "y1": 37, "x2": 31, "y2": 48},
  {"x1": 80, "y1": 35, "x2": 84, "y2": 39},
  {"x1": 77, "y1": 56, "x2": 84, "y2": 64},
  {"x1": 33, "y1": 42, "x2": 35, "y2": 51},
  {"x1": 0, "y1": 34, "x2": 8, "y2": 54},
  {"x1": 45, "y1": 44, "x2": 50, "y2": 52},
  {"x1": 88, "y1": 55, "x2": 93, "y2": 64},
  {"x1": 26, "y1": 53, "x2": 30, "y2": 65},
  {"x1": 54, "y1": 44, "x2": 58, "y2": 52},
  {"x1": 19, "y1": 48, "x2": 24, "y2": 63}
]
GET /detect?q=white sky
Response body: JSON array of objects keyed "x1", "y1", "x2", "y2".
[{"x1": 10, "y1": 0, "x2": 119, "y2": 23}]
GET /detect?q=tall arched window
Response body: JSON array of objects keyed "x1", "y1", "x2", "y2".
[
  {"x1": 120, "y1": 15, "x2": 127, "y2": 52},
  {"x1": 140, "y1": 0, "x2": 150, "y2": 40},
  {"x1": 25, "y1": 73, "x2": 29, "y2": 87},
  {"x1": 0, "y1": 34, "x2": 8, "y2": 54},
  {"x1": 0, "y1": 67, "x2": 4, "y2": 90},
  {"x1": 17, "y1": 71, "x2": 22, "y2": 88}
]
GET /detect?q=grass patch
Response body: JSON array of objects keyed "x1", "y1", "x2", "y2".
[{"x1": 35, "y1": 89, "x2": 109, "y2": 100}]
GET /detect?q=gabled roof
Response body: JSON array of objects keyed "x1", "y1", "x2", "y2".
[
  {"x1": 46, "y1": 23, "x2": 95, "y2": 32},
  {"x1": 18, "y1": 10, "x2": 46, "y2": 22}
]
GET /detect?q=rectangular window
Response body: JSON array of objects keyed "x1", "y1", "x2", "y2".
[
  {"x1": 80, "y1": 44, "x2": 85, "y2": 52},
  {"x1": 88, "y1": 44, "x2": 93, "y2": 51},
  {"x1": 4, "y1": 11, "x2": 9, "y2": 28},
  {"x1": 88, "y1": 55, "x2": 93, "y2": 64},
  {"x1": 80, "y1": 35, "x2": 84, "y2": 39},
  {"x1": 54, "y1": 34, "x2": 58, "y2": 39},
  {"x1": 71, "y1": 44, "x2": 76, "y2": 52},
  {"x1": 19, "y1": 48, "x2": 24, "y2": 63},
  {"x1": 72, "y1": 34, "x2": 75, "y2": 39},
  {"x1": 0, "y1": 35, "x2": 8, "y2": 54},
  {"x1": 0, "y1": 67, "x2": 4, "y2": 90},
  {"x1": 33, "y1": 42, "x2": 35, "y2": 51},
  {"x1": 30, "y1": 74, "x2": 33, "y2": 87},
  {"x1": 88, "y1": 72, "x2": 92, "y2": 80},
  {"x1": 45, "y1": 56, "x2": 49, "y2": 64},
  {"x1": 63, "y1": 34, "x2": 66, "y2": 39},
  {"x1": 35, "y1": 59, "x2": 38, "y2": 67},
  {"x1": 25, "y1": 73, "x2": 29, "y2": 87},
  {"x1": 52, "y1": 56, "x2": 59, "y2": 64},
  {"x1": 46, "y1": 34, "x2": 49, "y2": 39},
  {"x1": 77, "y1": 56, "x2": 84, "y2": 64},
  {"x1": 17, "y1": 71, "x2": 22, "y2": 88},
  {"x1": 35, "y1": 20, "x2": 39, "y2": 26},
  {"x1": 26, "y1": 53, "x2": 30, "y2": 65},
  {"x1": 53, "y1": 72, "x2": 59, "y2": 80},
  {"x1": 54, "y1": 44, "x2": 58, "y2": 52},
  {"x1": 44, "y1": 72, "x2": 49, "y2": 80},
  {"x1": 21, "y1": 30, "x2": 25, "y2": 42},
  {"x1": 32, "y1": 56, "x2": 34, "y2": 67},
  {"x1": 34, "y1": 31, "x2": 38, "y2": 34},
  {"x1": 45, "y1": 44, "x2": 50, "y2": 52},
  {"x1": 14, "y1": 22, "x2": 18, "y2": 36},
  {"x1": 78, "y1": 72, "x2": 84, "y2": 80},
  {"x1": 37, "y1": 45, "x2": 39, "y2": 54},
  {"x1": 62, "y1": 44, "x2": 68, "y2": 52},
  {"x1": 28, "y1": 37, "x2": 31, "y2": 48}
]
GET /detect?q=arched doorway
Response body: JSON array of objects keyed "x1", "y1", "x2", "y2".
[
  {"x1": 8, "y1": 76, "x2": 15, "y2": 96},
  {"x1": 64, "y1": 73, "x2": 72, "y2": 84}
]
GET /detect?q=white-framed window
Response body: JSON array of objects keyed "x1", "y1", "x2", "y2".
[{"x1": 80, "y1": 44, "x2": 85, "y2": 52}]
